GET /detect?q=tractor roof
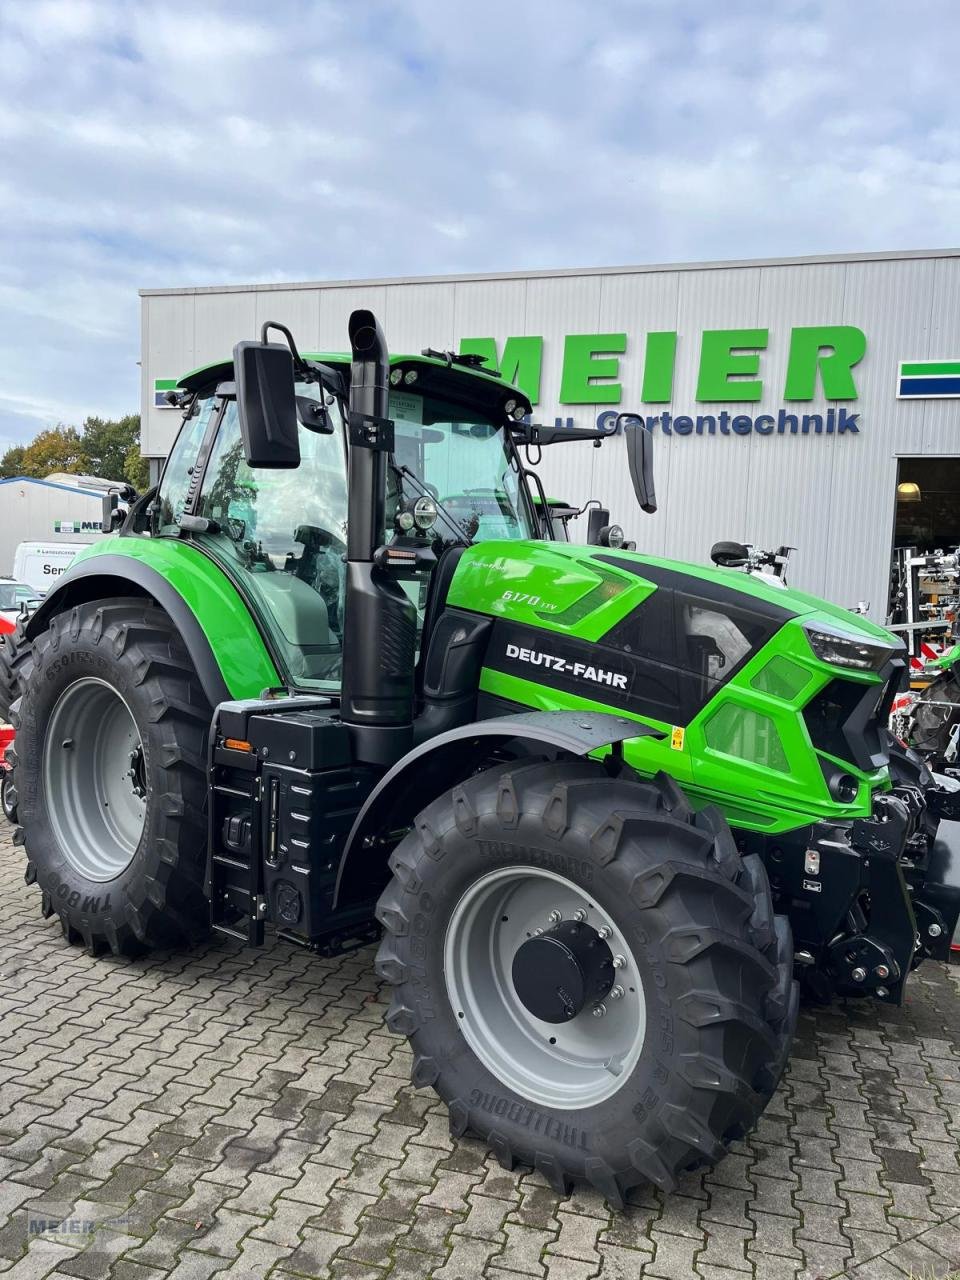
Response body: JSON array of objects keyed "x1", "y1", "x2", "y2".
[{"x1": 176, "y1": 351, "x2": 531, "y2": 422}]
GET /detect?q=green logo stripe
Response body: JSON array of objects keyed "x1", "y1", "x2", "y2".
[
  {"x1": 154, "y1": 378, "x2": 178, "y2": 391},
  {"x1": 900, "y1": 360, "x2": 960, "y2": 377}
]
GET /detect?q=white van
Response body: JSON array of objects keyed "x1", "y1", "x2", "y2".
[{"x1": 13, "y1": 542, "x2": 88, "y2": 595}]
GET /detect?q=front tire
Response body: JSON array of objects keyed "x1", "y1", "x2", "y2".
[
  {"x1": 375, "y1": 761, "x2": 797, "y2": 1205},
  {"x1": 11, "y1": 599, "x2": 211, "y2": 955}
]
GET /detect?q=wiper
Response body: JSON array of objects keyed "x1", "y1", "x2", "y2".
[{"x1": 395, "y1": 465, "x2": 474, "y2": 546}]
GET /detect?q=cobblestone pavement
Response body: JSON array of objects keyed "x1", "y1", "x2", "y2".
[{"x1": 2, "y1": 825, "x2": 960, "y2": 1280}]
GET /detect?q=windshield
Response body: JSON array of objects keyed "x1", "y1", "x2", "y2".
[
  {"x1": 0, "y1": 582, "x2": 39, "y2": 610},
  {"x1": 389, "y1": 390, "x2": 535, "y2": 542}
]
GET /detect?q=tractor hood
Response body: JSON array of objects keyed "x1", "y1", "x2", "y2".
[{"x1": 445, "y1": 539, "x2": 900, "y2": 652}]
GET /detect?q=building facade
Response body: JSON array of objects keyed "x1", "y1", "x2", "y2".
[{"x1": 140, "y1": 249, "x2": 960, "y2": 625}]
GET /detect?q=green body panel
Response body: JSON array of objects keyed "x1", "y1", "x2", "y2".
[
  {"x1": 69, "y1": 537, "x2": 281, "y2": 699},
  {"x1": 448, "y1": 540, "x2": 893, "y2": 835}
]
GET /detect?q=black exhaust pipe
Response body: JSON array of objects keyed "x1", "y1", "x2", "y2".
[
  {"x1": 340, "y1": 310, "x2": 417, "y2": 763},
  {"x1": 346, "y1": 310, "x2": 388, "y2": 561}
]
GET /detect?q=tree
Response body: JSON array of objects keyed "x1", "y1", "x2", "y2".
[
  {"x1": 0, "y1": 444, "x2": 26, "y2": 477},
  {"x1": 20, "y1": 426, "x2": 85, "y2": 477},
  {"x1": 4, "y1": 413, "x2": 149, "y2": 487},
  {"x1": 80, "y1": 414, "x2": 141, "y2": 483},
  {"x1": 123, "y1": 442, "x2": 150, "y2": 492}
]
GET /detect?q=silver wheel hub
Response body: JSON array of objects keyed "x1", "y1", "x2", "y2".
[
  {"x1": 444, "y1": 866, "x2": 646, "y2": 1110},
  {"x1": 43, "y1": 677, "x2": 146, "y2": 881}
]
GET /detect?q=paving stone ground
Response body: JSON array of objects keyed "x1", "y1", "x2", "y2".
[{"x1": 2, "y1": 824, "x2": 960, "y2": 1280}]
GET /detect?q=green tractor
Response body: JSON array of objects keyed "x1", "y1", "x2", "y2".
[{"x1": 3, "y1": 311, "x2": 959, "y2": 1206}]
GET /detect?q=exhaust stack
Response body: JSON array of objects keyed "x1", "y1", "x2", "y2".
[{"x1": 339, "y1": 310, "x2": 416, "y2": 762}]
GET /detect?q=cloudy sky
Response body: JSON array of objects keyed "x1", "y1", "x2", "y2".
[{"x1": 1, "y1": 0, "x2": 957, "y2": 452}]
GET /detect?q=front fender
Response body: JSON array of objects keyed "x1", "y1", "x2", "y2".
[
  {"x1": 26, "y1": 538, "x2": 281, "y2": 706},
  {"x1": 333, "y1": 709, "x2": 663, "y2": 909}
]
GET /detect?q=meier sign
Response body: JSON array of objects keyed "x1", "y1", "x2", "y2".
[
  {"x1": 461, "y1": 325, "x2": 865, "y2": 439},
  {"x1": 459, "y1": 326, "x2": 865, "y2": 405}
]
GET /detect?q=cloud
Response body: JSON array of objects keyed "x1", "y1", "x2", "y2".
[{"x1": 0, "y1": 0, "x2": 958, "y2": 449}]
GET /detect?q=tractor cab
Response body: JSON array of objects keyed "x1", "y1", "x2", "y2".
[{"x1": 153, "y1": 341, "x2": 540, "y2": 690}]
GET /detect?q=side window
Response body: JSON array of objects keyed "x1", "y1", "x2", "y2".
[
  {"x1": 194, "y1": 394, "x2": 349, "y2": 690},
  {"x1": 156, "y1": 396, "x2": 218, "y2": 534}
]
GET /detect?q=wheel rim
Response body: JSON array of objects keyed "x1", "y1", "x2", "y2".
[
  {"x1": 1, "y1": 774, "x2": 14, "y2": 820},
  {"x1": 43, "y1": 677, "x2": 146, "y2": 881},
  {"x1": 444, "y1": 866, "x2": 646, "y2": 1110}
]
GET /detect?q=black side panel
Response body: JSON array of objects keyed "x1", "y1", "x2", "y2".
[
  {"x1": 484, "y1": 618, "x2": 684, "y2": 722},
  {"x1": 415, "y1": 608, "x2": 493, "y2": 742},
  {"x1": 594, "y1": 555, "x2": 795, "y2": 625},
  {"x1": 803, "y1": 664, "x2": 903, "y2": 772},
  {"x1": 25, "y1": 555, "x2": 230, "y2": 706},
  {"x1": 419, "y1": 545, "x2": 466, "y2": 670}
]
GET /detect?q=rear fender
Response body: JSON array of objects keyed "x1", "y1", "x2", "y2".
[
  {"x1": 25, "y1": 546, "x2": 281, "y2": 706},
  {"x1": 333, "y1": 709, "x2": 663, "y2": 910}
]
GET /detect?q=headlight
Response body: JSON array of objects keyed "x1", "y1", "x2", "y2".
[
  {"x1": 389, "y1": 369, "x2": 403, "y2": 386},
  {"x1": 413, "y1": 496, "x2": 437, "y2": 531},
  {"x1": 803, "y1": 621, "x2": 899, "y2": 672},
  {"x1": 599, "y1": 524, "x2": 625, "y2": 549}
]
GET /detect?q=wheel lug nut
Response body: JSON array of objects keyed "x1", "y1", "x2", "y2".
[
  {"x1": 597, "y1": 926, "x2": 611, "y2": 940},
  {"x1": 533, "y1": 927, "x2": 544, "y2": 936},
  {"x1": 612, "y1": 955, "x2": 626, "y2": 969},
  {"x1": 592, "y1": 1004, "x2": 606, "y2": 1018},
  {"x1": 877, "y1": 986, "x2": 890, "y2": 998},
  {"x1": 610, "y1": 985, "x2": 624, "y2": 1000},
  {"x1": 929, "y1": 923, "x2": 943, "y2": 937},
  {"x1": 572, "y1": 909, "x2": 586, "y2": 922},
  {"x1": 875, "y1": 964, "x2": 890, "y2": 979},
  {"x1": 548, "y1": 910, "x2": 562, "y2": 924},
  {"x1": 851, "y1": 966, "x2": 866, "y2": 982}
]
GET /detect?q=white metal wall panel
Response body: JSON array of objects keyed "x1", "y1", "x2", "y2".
[
  {"x1": 381, "y1": 282, "x2": 457, "y2": 354},
  {"x1": 918, "y1": 256, "x2": 960, "y2": 455},
  {"x1": 317, "y1": 286, "x2": 388, "y2": 350},
  {"x1": 142, "y1": 293, "x2": 196, "y2": 458},
  {"x1": 193, "y1": 292, "x2": 257, "y2": 375},
  {"x1": 743, "y1": 261, "x2": 851, "y2": 599},
  {"x1": 451, "y1": 278, "x2": 528, "y2": 351},
  {"x1": 254, "y1": 289, "x2": 321, "y2": 353}
]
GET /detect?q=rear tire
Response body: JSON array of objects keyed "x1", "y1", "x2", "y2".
[
  {"x1": 11, "y1": 599, "x2": 211, "y2": 956},
  {"x1": 375, "y1": 760, "x2": 797, "y2": 1204}
]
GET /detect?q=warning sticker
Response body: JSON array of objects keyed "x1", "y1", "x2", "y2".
[
  {"x1": 670, "y1": 726, "x2": 685, "y2": 751},
  {"x1": 389, "y1": 393, "x2": 422, "y2": 422}
]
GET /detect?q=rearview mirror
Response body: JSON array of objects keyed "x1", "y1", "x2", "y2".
[
  {"x1": 618, "y1": 414, "x2": 656, "y2": 514},
  {"x1": 234, "y1": 340, "x2": 300, "y2": 468},
  {"x1": 710, "y1": 540, "x2": 750, "y2": 567}
]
